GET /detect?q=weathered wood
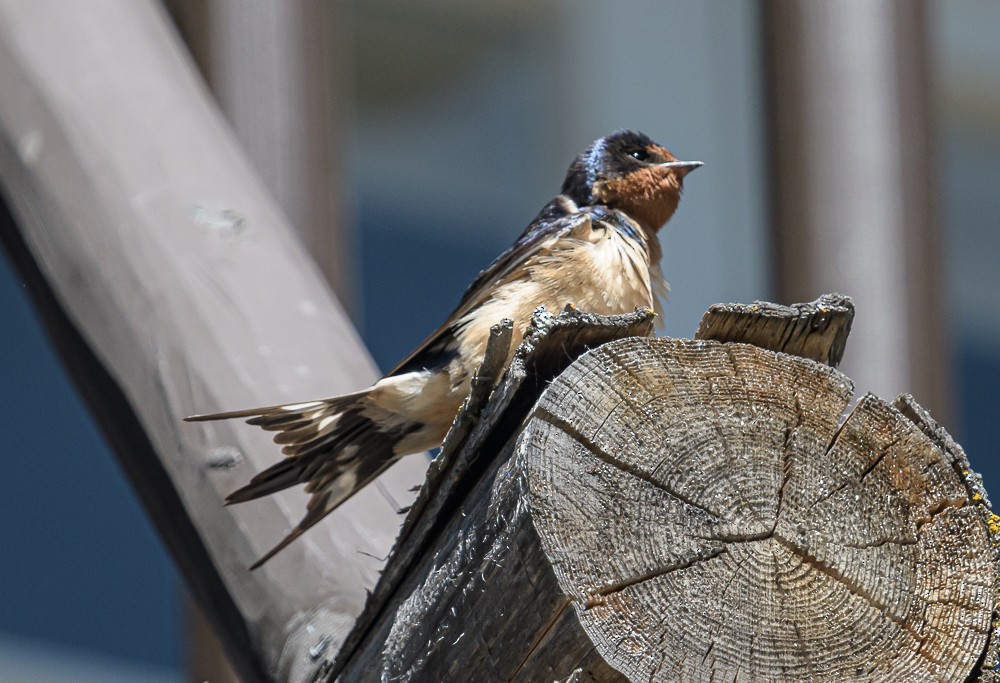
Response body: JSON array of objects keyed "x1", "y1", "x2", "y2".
[
  {"x1": 327, "y1": 306, "x2": 656, "y2": 681},
  {"x1": 166, "y1": 2, "x2": 353, "y2": 678},
  {"x1": 329, "y1": 300, "x2": 995, "y2": 682},
  {"x1": 525, "y1": 338, "x2": 991, "y2": 681},
  {"x1": 0, "y1": 2, "x2": 425, "y2": 682},
  {"x1": 892, "y1": 394, "x2": 1000, "y2": 683},
  {"x1": 696, "y1": 293, "x2": 854, "y2": 366},
  {"x1": 166, "y1": 0, "x2": 355, "y2": 308}
]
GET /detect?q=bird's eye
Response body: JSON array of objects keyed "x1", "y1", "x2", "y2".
[{"x1": 629, "y1": 149, "x2": 649, "y2": 162}]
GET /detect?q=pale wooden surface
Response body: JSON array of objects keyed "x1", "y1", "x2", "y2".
[
  {"x1": 0, "y1": 2, "x2": 425, "y2": 681},
  {"x1": 166, "y1": 0, "x2": 355, "y2": 308},
  {"x1": 526, "y1": 337, "x2": 991, "y2": 681},
  {"x1": 893, "y1": 393, "x2": 1000, "y2": 683},
  {"x1": 164, "y1": 4, "x2": 355, "y2": 677},
  {"x1": 696, "y1": 293, "x2": 854, "y2": 366}
]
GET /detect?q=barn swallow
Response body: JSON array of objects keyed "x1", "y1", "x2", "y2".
[{"x1": 187, "y1": 130, "x2": 702, "y2": 567}]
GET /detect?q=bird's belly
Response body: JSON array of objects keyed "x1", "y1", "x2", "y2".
[
  {"x1": 369, "y1": 232, "x2": 654, "y2": 456},
  {"x1": 368, "y1": 369, "x2": 466, "y2": 453}
]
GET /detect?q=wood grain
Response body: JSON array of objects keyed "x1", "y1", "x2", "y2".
[
  {"x1": 328, "y1": 306, "x2": 656, "y2": 681},
  {"x1": 328, "y1": 308, "x2": 1000, "y2": 682},
  {"x1": 696, "y1": 293, "x2": 854, "y2": 366},
  {"x1": 525, "y1": 336, "x2": 992, "y2": 682},
  {"x1": 328, "y1": 303, "x2": 995, "y2": 682}
]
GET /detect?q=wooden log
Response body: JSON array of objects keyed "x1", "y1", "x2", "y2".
[
  {"x1": 523, "y1": 339, "x2": 991, "y2": 681},
  {"x1": 166, "y1": 0, "x2": 356, "y2": 308},
  {"x1": 330, "y1": 302, "x2": 998, "y2": 682},
  {"x1": 164, "y1": 4, "x2": 354, "y2": 677}
]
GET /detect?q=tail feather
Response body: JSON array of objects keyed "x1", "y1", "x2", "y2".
[
  {"x1": 273, "y1": 416, "x2": 339, "y2": 446},
  {"x1": 184, "y1": 390, "x2": 368, "y2": 424},
  {"x1": 222, "y1": 408, "x2": 372, "y2": 504},
  {"x1": 244, "y1": 431, "x2": 402, "y2": 570},
  {"x1": 187, "y1": 390, "x2": 421, "y2": 569},
  {"x1": 281, "y1": 414, "x2": 370, "y2": 458},
  {"x1": 185, "y1": 390, "x2": 420, "y2": 569},
  {"x1": 225, "y1": 457, "x2": 304, "y2": 504},
  {"x1": 251, "y1": 416, "x2": 313, "y2": 432}
]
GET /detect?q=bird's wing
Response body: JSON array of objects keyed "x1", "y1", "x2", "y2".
[{"x1": 387, "y1": 207, "x2": 592, "y2": 377}]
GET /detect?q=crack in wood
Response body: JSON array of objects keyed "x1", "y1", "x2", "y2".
[
  {"x1": 836, "y1": 536, "x2": 918, "y2": 550},
  {"x1": 807, "y1": 476, "x2": 852, "y2": 512},
  {"x1": 646, "y1": 604, "x2": 680, "y2": 682},
  {"x1": 773, "y1": 517, "x2": 975, "y2": 680},
  {"x1": 690, "y1": 529, "x2": 776, "y2": 544},
  {"x1": 772, "y1": 533, "x2": 911, "y2": 631},
  {"x1": 701, "y1": 640, "x2": 715, "y2": 666},
  {"x1": 533, "y1": 405, "x2": 722, "y2": 521},
  {"x1": 857, "y1": 437, "x2": 901, "y2": 484},
  {"x1": 802, "y1": 403, "x2": 905, "y2": 515},
  {"x1": 915, "y1": 497, "x2": 969, "y2": 529},
  {"x1": 773, "y1": 394, "x2": 805, "y2": 532},
  {"x1": 329, "y1": 329, "x2": 992, "y2": 681},
  {"x1": 694, "y1": 551, "x2": 753, "y2": 681},
  {"x1": 582, "y1": 546, "x2": 729, "y2": 610},
  {"x1": 508, "y1": 598, "x2": 570, "y2": 681}
]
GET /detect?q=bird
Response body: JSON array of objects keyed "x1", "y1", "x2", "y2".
[{"x1": 186, "y1": 130, "x2": 702, "y2": 568}]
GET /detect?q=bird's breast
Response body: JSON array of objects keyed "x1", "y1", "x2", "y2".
[
  {"x1": 521, "y1": 219, "x2": 655, "y2": 321},
  {"x1": 549, "y1": 224, "x2": 654, "y2": 314},
  {"x1": 453, "y1": 223, "x2": 657, "y2": 388}
]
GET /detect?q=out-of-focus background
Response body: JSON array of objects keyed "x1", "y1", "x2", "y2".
[{"x1": 0, "y1": 0, "x2": 996, "y2": 680}]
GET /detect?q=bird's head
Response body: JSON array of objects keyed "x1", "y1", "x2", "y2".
[{"x1": 561, "y1": 130, "x2": 702, "y2": 232}]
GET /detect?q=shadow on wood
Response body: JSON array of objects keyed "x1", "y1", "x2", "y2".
[{"x1": 327, "y1": 296, "x2": 999, "y2": 682}]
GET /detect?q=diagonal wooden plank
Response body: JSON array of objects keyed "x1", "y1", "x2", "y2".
[{"x1": 0, "y1": 2, "x2": 425, "y2": 681}]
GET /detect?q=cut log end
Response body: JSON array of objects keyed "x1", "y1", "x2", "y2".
[{"x1": 522, "y1": 336, "x2": 993, "y2": 682}]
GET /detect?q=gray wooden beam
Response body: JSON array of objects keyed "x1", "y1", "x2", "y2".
[
  {"x1": 163, "y1": 3, "x2": 358, "y2": 677},
  {"x1": 0, "y1": 1, "x2": 425, "y2": 681}
]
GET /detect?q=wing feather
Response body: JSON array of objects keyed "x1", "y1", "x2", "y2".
[{"x1": 387, "y1": 200, "x2": 589, "y2": 377}]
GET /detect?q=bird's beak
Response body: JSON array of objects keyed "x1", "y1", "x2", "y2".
[{"x1": 658, "y1": 160, "x2": 704, "y2": 177}]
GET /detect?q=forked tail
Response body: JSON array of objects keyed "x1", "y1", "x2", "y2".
[{"x1": 186, "y1": 390, "x2": 405, "y2": 568}]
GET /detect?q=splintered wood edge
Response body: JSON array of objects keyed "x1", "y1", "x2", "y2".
[
  {"x1": 516, "y1": 304, "x2": 657, "y2": 369},
  {"x1": 322, "y1": 319, "x2": 515, "y2": 681},
  {"x1": 324, "y1": 306, "x2": 655, "y2": 680},
  {"x1": 417, "y1": 318, "x2": 515, "y2": 520},
  {"x1": 695, "y1": 293, "x2": 855, "y2": 366}
]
